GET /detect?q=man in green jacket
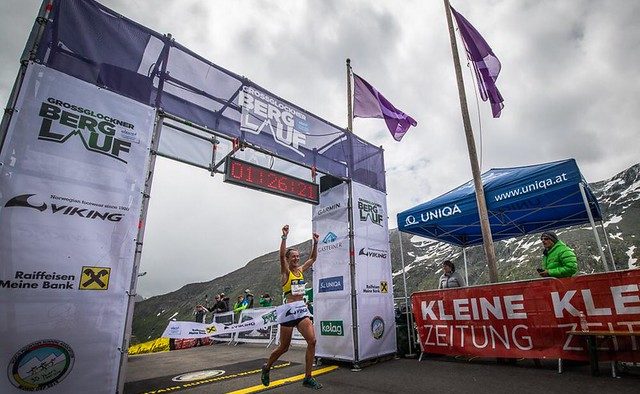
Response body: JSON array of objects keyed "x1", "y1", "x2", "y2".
[{"x1": 538, "y1": 231, "x2": 578, "y2": 278}]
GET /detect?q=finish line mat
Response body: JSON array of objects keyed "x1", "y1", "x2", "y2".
[{"x1": 124, "y1": 359, "x2": 297, "y2": 394}]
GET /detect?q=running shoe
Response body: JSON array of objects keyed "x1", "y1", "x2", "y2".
[
  {"x1": 302, "y1": 376, "x2": 323, "y2": 389},
  {"x1": 261, "y1": 364, "x2": 270, "y2": 386}
]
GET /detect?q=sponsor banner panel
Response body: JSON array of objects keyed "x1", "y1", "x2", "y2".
[
  {"x1": 211, "y1": 311, "x2": 234, "y2": 341},
  {"x1": 235, "y1": 308, "x2": 274, "y2": 344},
  {"x1": 314, "y1": 264, "x2": 351, "y2": 300},
  {"x1": 163, "y1": 302, "x2": 311, "y2": 339},
  {"x1": 412, "y1": 271, "x2": 640, "y2": 361},
  {"x1": 356, "y1": 295, "x2": 397, "y2": 361},
  {"x1": 0, "y1": 64, "x2": 154, "y2": 393},
  {"x1": 312, "y1": 183, "x2": 349, "y2": 222},
  {"x1": 314, "y1": 297, "x2": 355, "y2": 361}
]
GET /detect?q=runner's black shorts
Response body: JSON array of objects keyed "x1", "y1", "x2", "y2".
[{"x1": 281, "y1": 316, "x2": 310, "y2": 328}]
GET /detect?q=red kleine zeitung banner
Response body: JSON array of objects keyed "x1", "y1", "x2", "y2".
[{"x1": 411, "y1": 270, "x2": 640, "y2": 361}]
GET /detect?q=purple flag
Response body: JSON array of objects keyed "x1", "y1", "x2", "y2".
[
  {"x1": 451, "y1": 7, "x2": 504, "y2": 118},
  {"x1": 353, "y1": 73, "x2": 417, "y2": 141}
]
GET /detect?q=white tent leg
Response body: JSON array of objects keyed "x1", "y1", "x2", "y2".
[
  {"x1": 599, "y1": 220, "x2": 617, "y2": 270},
  {"x1": 463, "y1": 247, "x2": 469, "y2": 285},
  {"x1": 398, "y1": 230, "x2": 415, "y2": 356},
  {"x1": 579, "y1": 183, "x2": 609, "y2": 271}
]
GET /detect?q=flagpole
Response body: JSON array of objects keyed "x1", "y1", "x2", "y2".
[
  {"x1": 347, "y1": 58, "x2": 353, "y2": 132},
  {"x1": 443, "y1": 0, "x2": 499, "y2": 283}
]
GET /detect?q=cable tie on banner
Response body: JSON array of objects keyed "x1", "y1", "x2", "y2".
[
  {"x1": 36, "y1": 16, "x2": 49, "y2": 26},
  {"x1": 4, "y1": 107, "x2": 15, "y2": 115},
  {"x1": 126, "y1": 291, "x2": 137, "y2": 297}
]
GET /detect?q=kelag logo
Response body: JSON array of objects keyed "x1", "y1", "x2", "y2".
[
  {"x1": 37, "y1": 97, "x2": 135, "y2": 163},
  {"x1": 319, "y1": 276, "x2": 344, "y2": 293},
  {"x1": 4, "y1": 194, "x2": 124, "y2": 222},
  {"x1": 358, "y1": 198, "x2": 383, "y2": 226},
  {"x1": 320, "y1": 320, "x2": 344, "y2": 336}
]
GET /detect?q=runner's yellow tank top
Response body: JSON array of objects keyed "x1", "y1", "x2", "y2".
[{"x1": 283, "y1": 270, "x2": 305, "y2": 296}]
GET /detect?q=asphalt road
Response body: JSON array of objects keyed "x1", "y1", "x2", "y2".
[{"x1": 124, "y1": 343, "x2": 640, "y2": 394}]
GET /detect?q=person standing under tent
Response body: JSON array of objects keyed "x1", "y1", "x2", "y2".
[
  {"x1": 538, "y1": 231, "x2": 578, "y2": 278},
  {"x1": 437, "y1": 260, "x2": 466, "y2": 289},
  {"x1": 261, "y1": 225, "x2": 322, "y2": 390}
]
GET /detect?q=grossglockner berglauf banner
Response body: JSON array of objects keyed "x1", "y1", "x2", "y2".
[{"x1": 0, "y1": 63, "x2": 155, "y2": 393}]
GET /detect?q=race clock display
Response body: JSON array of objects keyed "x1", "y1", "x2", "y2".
[{"x1": 224, "y1": 157, "x2": 319, "y2": 205}]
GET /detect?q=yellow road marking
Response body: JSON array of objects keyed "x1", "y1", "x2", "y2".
[{"x1": 226, "y1": 365, "x2": 339, "y2": 394}]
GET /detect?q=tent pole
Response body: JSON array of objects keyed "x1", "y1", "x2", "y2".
[
  {"x1": 578, "y1": 183, "x2": 609, "y2": 271},
  {"x1": 599, "y1": 220, "x2": 617, "y2": 270},
  {"x1": 463, "y1": 247, "x2": 469, "y2": 286},
  {"x1": 397, "y1": 230, "x2": 415, "y2": 356}
]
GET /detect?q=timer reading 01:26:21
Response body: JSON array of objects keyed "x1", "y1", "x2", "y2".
[{"x1": 223, "y1": 157, "x2": 319, "y2": 205}]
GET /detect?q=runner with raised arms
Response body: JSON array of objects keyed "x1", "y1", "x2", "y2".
[{"x1": 261, "y1": 225, "x2": 322, "y2": 390}]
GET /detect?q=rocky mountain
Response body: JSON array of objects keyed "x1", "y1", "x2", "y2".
[{"x1": 131, "y1": 163, "x2": 640, "y2": 342}]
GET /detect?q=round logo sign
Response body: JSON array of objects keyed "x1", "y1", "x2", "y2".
[
  {"x1": 172, "y1": 369, "x2": 225, "y2": 382},
  {"x1": 371, "y1": 316, "x2": 385, "y2": 340},
  {"x1": 7, "y1": 339, "x2": 75, "y2": 391}
]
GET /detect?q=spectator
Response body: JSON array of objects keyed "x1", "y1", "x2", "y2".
[
  {"x1": 438, "y1": 260, "x2": 466, "y2": 289},
  {"x1": 259, "y1": 293, "x2": 273, "y2": 307},
  {"x1": 220, "y1": 292, "x2": 230, "y2": 312},
  {"x1": 193, "y1": 304, "x2": 209, "y2": 323},
  {"x1": 538, "y1": 231, "x2": 577, "y2": 278},
  {"x1": 233, "y1": 295, "x2": 247, "y2": 314},
  {"x1": 243, "y1": 289, "x2": 254, "y2": 309},
  {"x1": 211, "y1": 294, "x2": 228, "y2": 314}
]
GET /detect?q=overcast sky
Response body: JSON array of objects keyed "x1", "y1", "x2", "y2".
[{"x1": 1, "y1": 1, "x2": 638, "y2": 297}]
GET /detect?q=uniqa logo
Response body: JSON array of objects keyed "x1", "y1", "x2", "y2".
[
  {"x1": 371, "y1": 316, "x2": 385, "y2": 340},
  {"x1": 7, "y1": 339, "x2": 75, "y2": 391},
  {"x1": 319, "y1": 276, "x2": 344, "y2": 293},
  {"x1": 4, "y1": 194, "x2": 123, "y2": 222},
  {"x1": 320, "y1": 320, "x2": 344, "y2": 336},
  {"x1": 404, "y1": 204, "x2": 462, "y2": 226}
]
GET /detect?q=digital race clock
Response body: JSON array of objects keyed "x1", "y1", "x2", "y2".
[{"x1": 224, "y1": 157, "x2": 319, "y2": 205}]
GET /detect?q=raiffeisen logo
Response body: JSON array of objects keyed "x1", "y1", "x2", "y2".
[
  {"x1": 4, "y1": 194, "x2": 124, "y2": 222},
  {"x1": 37, "y1": 97, "x2": 134, "y2": 163},
  {"x1": 322, "y1": 232, "x2": 338, "y2": 244},
  {"x1": 239, "y1": 86, "x2": 307, "y2": 157}
]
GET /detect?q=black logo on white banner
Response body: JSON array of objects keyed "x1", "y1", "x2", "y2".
[
  {"x1": 5, "y1": 194, "x2": 123, "y2": 222},
  {"x1": 357, "y1": 198, "x2": 383, "y2": 226},
  {"x1": 358, "y1": 247, "x2": 388, "y2": 259},
  {"x1": 37, "y1": 98, "x2": 135, "y2": 163}
]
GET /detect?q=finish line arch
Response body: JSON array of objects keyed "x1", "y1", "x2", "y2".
[{"x1": 0, "y1": 1, "x2": 395, "y2": 393}]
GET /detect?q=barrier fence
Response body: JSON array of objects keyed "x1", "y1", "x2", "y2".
[{"x1": 412, "y1": 270, "x2": 640, "y2": 361}]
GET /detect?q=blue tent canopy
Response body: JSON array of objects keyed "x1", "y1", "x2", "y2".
[{"x1": 397, "y1": 159, "x2": 602, "y2": 247}]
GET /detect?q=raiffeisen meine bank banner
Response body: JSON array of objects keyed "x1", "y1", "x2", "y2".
[{"x1": 0, "y1": 63, "x2": 154, "y2": 393}]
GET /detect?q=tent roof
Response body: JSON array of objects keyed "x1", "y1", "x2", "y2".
[{"x1": 397, "y1": 159, "x2": 602, "y2": 247}]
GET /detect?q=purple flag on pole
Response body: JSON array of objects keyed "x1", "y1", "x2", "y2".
[
  {"x1": 353, "y1": 73, "x2": 417, "y2": 141},
  {"x1": 450, "y1": 7, "x2": 504, "y2": 118}
]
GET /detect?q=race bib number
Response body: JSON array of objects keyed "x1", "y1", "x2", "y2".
[{"x1": 291, "y1": 279, "x2": 306, "y2": 296}]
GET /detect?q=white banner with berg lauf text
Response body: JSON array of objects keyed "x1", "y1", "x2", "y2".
[{"x1": 0, "y1": 63, "x2": 154, "y2": 393}]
